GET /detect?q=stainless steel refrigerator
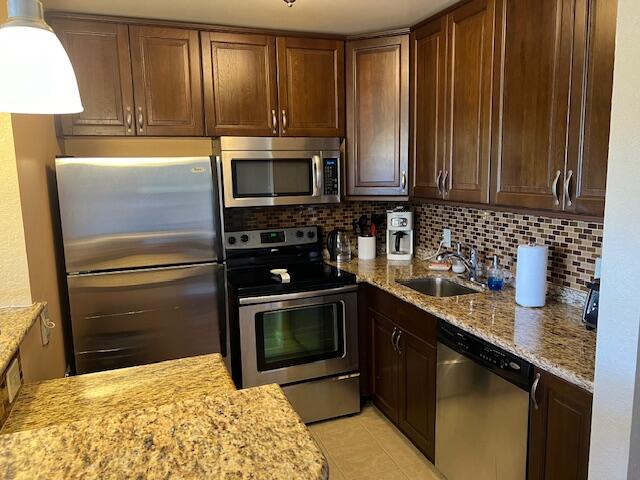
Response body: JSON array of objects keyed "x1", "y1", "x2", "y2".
[{"x1": 55, "y1": 156, "x2": 226, "y2": 374}]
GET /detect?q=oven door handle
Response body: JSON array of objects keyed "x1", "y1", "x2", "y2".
[{"x1": 238, "y1": 285, "x2": 358, "y2": 305}]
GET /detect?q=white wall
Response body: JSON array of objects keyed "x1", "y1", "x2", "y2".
[{"x1": 589, "y1": 0, "x2": 640, "y2": 478}]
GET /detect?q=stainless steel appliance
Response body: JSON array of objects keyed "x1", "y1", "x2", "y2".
[
  {"x1": 55, "y1": 156, "x2": 226, "y2": 374},
  {"x1": 216, "y1": 137, "x2": 341, "y2": 208},
  {"x1": 582, "y1": 278, "x2": 600, "y2": 329},
  {"x1": 225, "y1": 226, "x2": 360, "y2": 423},
  {"x1": 436, "y1": 322, "x2": 532, "y2": 480}
]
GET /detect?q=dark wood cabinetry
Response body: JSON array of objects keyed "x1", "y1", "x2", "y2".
[
  {"x1": 411, "y1": 17, "x2": 447, "y2": 200},
  {"x1": 365, "y1": 285, "x2": 437, "y2": 461},
  {"x1": 130, "y1": 26, "x2": 204, "y2": 136},
  {"x1": 411, "y1": 0, "x2": 494, "y2": 204},
  {"x1": 50, "y1": 19, "x2": 135, "y2": 136},
  {"x1": 346, "y1": 35, "x2": 409, "y2": 197},
  {"x1": 490, "y1": 0, "x2": 574, "y2": 211},
  {"x1": 201, "y1": 32, "x2": 278, "y2": 136},
  {"x1": 276, "y1": 37, "x2": 345, "y2": 137},
  {"x1": 566, "y1": 0, "x2": 618, "y2": 217},
  {"x1": 529, "y1": 369, "x2": 593, "y2": 480}
]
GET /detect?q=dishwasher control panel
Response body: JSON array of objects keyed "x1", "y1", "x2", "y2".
[{"x1": 439, "y1": 321, "x2": 532, "y2": 390}]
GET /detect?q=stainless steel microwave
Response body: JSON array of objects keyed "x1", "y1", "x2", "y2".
[{"x1": 217, "y1": 137, "x2": 341, "y2": 208}]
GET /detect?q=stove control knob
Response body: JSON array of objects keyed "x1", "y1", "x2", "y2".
[
  {"x1": 307, "y1": 231, "x2": 316, "y2": 239},
  {"x1": 240, "y1": 234, "x2": 249, "y2": 243},
  {"x1": 228, "y1": 236, "x2": 237, "y2": 245},
  {"x1": 296, "y1": 230, "x2": 304, "y2": 238}
]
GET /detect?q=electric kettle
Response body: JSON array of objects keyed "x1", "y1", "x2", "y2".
[{"x1": 326, "y1": 229, "x2": 351, "y2": 262}]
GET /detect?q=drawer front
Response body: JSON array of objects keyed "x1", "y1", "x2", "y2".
[{"x1": 366, "y1": 285, "x2": 437, "y2": 347}]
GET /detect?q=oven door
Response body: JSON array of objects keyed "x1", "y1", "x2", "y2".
[
  {"x1": 221, "y1": 150, "x2": 340, "y2": 207},
  {"x1": 238, "y1": 286, "x2": 358, "y2": 387}
]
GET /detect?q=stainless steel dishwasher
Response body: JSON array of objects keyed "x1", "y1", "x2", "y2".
[{"x1": 436, "y1": 322, "x2": 532, "y2": 480}]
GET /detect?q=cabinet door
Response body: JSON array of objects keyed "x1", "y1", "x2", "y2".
[
  {"x1": 50, "y1": 19, "x2": 134, "y2": 136},
  {"x1": 565, "y1": 0, "x2": 617, "y2": 216},
  {"x1": 276, "y1": 37, "x2": 345, "y2": 137},
  {"x1": 130, "y1": 26, "x2": 204, "y2": 136},
  {"x1": 529, "y1": 369, "x2": 593, "y2": 480},
  {"x1": 491, "y1": 0, "x2": 575, "y2": 210},
  {"x1": 346, "y1": 35, "x2": 409, "y2": 197},
  {"x1": 370, "y1": 309, "x2": 399, "y2": 423},
  {"x1": 397, "y1": 329, "x2": 436, "y2": 462},
  {"x1": 411, "y1": 17, "x2": 447, "y2": 200},
  {"x1": 444, "y1": 0, "x2": 495, "y2": 204},
  {"x1": 201, "y1": 32, "x2": 278, "y2": 136}
]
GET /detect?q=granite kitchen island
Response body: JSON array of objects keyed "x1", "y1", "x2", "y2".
[{"x1": 0, "y1": 354, "x2": 327, "y2": 480}]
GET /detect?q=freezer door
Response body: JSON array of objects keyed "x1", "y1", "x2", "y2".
[
  {"x1": 56, "y1": 156, "x2": 222, "y2": 273},
  {"x1": 68, "y1": 263, "x2": 226, "y2": 374}
]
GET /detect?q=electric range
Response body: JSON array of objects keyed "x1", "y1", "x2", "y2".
[{"x1": 225, "y1": 226, "x2": 360, "y2": 423}]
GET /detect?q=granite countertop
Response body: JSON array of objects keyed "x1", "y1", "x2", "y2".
[
  {"x1": 0, "y1": 304, "x2": 45, "y2": 373},
  {"x1": 1, "y1": 354, "x2": 236, "y2": 434},
  {"x1": 0, "y1": 354, "x2": 328, "y2": 479},
  {"x1": 330, "y1": 257, "x2": 596, "y2": 392}
]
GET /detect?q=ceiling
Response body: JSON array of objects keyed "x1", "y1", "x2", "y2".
[{"x1": 41, "y1": 0, "x2": 458, "y2": 35}]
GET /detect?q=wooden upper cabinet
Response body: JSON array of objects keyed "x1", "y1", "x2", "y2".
[
  {"x1": 529, "y1": 369, "x2": 593, "y2": 480},
  {"x1": 411, "y1": 17, "x2": 447, "y2": 200},
  {"x1": 201, "y1": 32, "x2": 278, "y2": 136},
  {"x1": 490, "y1": 0, "x2": 575, "y2": 211},
  {"x1": 346, "y1": 35, "x2": 409, "y2": 197},
  {"x1": 565, "y1": 0, "x2": 617, "y2": 217},
  {"x1": 129, "y1": 26, "x2": 204, "y2": 136},
  {"x1": 444, "y1": 0, "x2": 494, "y2": 204},
  {"x1": 50, "y1": 19, "x2": 134, "y2": 136},
  {"x1": 276, "y1": 37, "x2": 345, "y2": 137}
]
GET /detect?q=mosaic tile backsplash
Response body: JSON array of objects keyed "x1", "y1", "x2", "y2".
[{"x1": 225, "y1": 202, "x2": 603, "y2": 293}]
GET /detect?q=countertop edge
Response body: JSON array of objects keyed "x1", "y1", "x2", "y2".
[
  {"x1": 356, "y1": 275, "x2": 594, "y2": 393},
  {"x1": 0, "y1": 303, "x2": 45, "y2": 373}
]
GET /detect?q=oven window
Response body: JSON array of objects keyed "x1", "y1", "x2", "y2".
[
  {"x1": 232, "y1": 159, "x2": 313, "y2": 197},
  {"x1": 255, "y1": 302, "x2": 344, "y2": 371}
]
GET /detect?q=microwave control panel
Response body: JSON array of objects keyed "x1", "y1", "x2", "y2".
[{"x1": 323, "y1": 158, "x2": 339, "y2": 195}]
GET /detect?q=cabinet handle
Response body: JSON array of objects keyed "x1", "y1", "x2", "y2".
[
  {"x1": 436, "y1": 170, "x2": 443, "y2": 195},
  {"x1": 282, "y1": 109, "x2": 288, "y2": 135},
  {"x1": 442, "y1": 170, "x2": 449, "y2": 197},
  {"x1": 271, "y1": 109, "x2": 278, "y2": 135},
  {"x1": 125, "y1": 107, "x2": 132, "y2": 132},
  {"x1": 401, "y1": 171, "x2": 407, "y2": 191},
  {"x1": 395, "y1": 330, "x2": 402, "y2": 355},
  {"x1": 137, "y1": 106, "x2": 144, "y2": 132},
  {"x1": 551, "y1": 170, "x2": 562, "y2": 206},
  {"x1": 531, "y1": 372, "x2": 541, "y2": 410},
  {"x1": 391, "y1": 327, "x2": 398, "y2": 353},
  {"x1": 564, "y1": 169, "x2": 574, "y2": 207}
]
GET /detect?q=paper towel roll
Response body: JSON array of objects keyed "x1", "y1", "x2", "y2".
[{"x1": 515, "y1": 244, "x2": 548, "y2": 307}]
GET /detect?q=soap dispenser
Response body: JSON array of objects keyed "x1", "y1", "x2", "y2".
[{"x1": 487, "y1": 255, "x2": 504, "y2": 291}]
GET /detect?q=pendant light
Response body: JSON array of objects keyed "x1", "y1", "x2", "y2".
[
  {"x1": 0, "y1": 0, "x2": 83, "y2": 114},
  {"x1": 283, "y1": 0, "x2": 296, "y2": 6}
]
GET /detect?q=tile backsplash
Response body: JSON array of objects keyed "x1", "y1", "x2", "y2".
[
  {"x1": 413, "y1": 203, "x2": 603, "y2": 292},
  {"x1": 225, "y1": 201, "x2": 603, "y2": 293}
]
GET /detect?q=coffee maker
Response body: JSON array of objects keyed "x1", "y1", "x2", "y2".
[{"x1": 386, "y1": 209, "x2": 414, "y2": 261}]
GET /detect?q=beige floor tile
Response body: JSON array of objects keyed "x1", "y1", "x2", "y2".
[{"x1": 313, "y1": 404, "x2": 444, "y2": 480}]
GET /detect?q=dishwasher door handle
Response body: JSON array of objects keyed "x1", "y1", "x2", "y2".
[{"x1": 531, "y1": 372, "x2": 541, "y2": 410}]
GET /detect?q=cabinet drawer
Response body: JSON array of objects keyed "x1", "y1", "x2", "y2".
[{"x1": 365, "y1": 285, "x2": 437, "y2": 347}]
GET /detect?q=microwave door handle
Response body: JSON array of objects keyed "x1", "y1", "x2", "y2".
[{"x1": 313, "y1": 155, "x2": 322, "y2": 195}]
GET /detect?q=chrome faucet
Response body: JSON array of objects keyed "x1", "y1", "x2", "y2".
[{"x1": 440, "y1": 242, "x2": 479, "y2": 282}]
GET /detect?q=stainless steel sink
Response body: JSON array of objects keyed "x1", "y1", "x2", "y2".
[{"x1": 397, "y1": 277, "x2": 480, "y2": 297}]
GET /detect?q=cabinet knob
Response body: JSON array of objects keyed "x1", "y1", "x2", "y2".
[
  {"x1": 125, "y1": 107, "x2": 132, "y2": 132},
  {"x1": 137, "y1": 106, "x2": 144, "y2": 132},
  {"x1": 271, "y1": 109, "x2": 278, "y2": 135},
  {"x1": 281, "y1": 109, "x2": 288, "y2": 135}
]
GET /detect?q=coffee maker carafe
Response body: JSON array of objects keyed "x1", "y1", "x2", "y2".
[{"x1": 386, "y1": 209, "x2": 414, "y2": 261}]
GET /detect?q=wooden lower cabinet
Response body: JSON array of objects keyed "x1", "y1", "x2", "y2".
[
  {"x1": 529, "y1": 369, "x2": 593, "y2": 480},
  {"x1": 398, "y1": 328, "x2": 437, "y2": 458},
  {"x1": 366, "y1": 285, "x2": 437, "y2": 461}
]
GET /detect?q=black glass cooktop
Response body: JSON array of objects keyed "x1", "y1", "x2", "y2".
[{"x1": 226, "y1": 262, "x2": 356, "y2": 297}]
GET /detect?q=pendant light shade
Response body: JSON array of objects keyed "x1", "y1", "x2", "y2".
[{"x1": 0, "y1": 0, "x2": 83, "y2": 114}]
